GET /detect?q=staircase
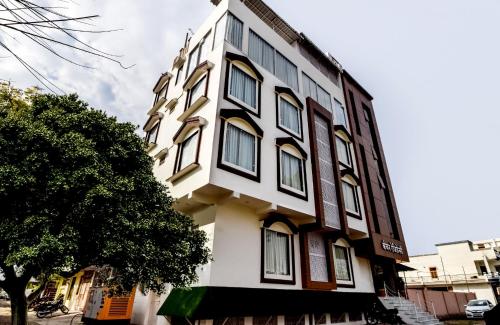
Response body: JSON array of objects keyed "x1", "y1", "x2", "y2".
[{"x1": 380, "y1": 296, "x2": 443, "y2": 325}]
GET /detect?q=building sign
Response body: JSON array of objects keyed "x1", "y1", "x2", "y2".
[{"x1": 381, "y1": 240, "x2": 404, "y2": 255}]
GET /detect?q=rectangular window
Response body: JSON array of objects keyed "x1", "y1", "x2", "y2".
[
  {"x1": 249, "y1": 30, "x2": 275, "y2": 73},
  {"x1": 186, "y1": 32, "x2": 211, "y2": 78},
  {"x1": 175, "y1": 65, "x2": 184, "y2": 85},
  {"x1": 226, "y1": 13, "x2": 243, "y2": 50},
  {"x1": 334, "y1": 245, "x2": 352, "y2": 282},
  {"x1": 279, "y1": 97, "x2": 301, "y2": 136},
  {"x1": 302, "y1": 73, "x2": 317, "y2": 100},
  {"x1": 248, "y1": 30, "x2": 298, "y2": 90},
  {"x1": 317, "y1": 85, "x2": 332, "y2": 111},
  {"x1": 145, "y1": 122, "x2": 159, "y2": 144},
  {"x1": 302, "y1": 73, "x2": 331, "y2": 110},
  {"x1": 275, "y1": 51, "x2": 299, "y2": 91},
  {"x1": 281, "y1": 150, "x2": 304, "y2": 192},
  {"x1": 334, "y1": 99, "x2": 347, "y2": 128},
  {"x1": 229, "y1": 64, "x2": 257, "y2": 110},
  {"x1": 187, "y1": 75, "x2": 207, "y2": 107},
  {"x1": 429, "y1": 267, "x2": 438, "y2": 279},
  {"x1": 223, "y1": 123, "x2": 256, "y2": 173},
  {"x1": 335, "y1": 136, "x2": 351, "y2": 167},
  {"x1": 342, "y1": 181, "x2": 360, "y2": 214},
  {"x1": 264, "y1": 229, "x2": 291, "y2": 279},
  {"x1": 177, "y1": 132, "x2": 198, "y2": 172}
]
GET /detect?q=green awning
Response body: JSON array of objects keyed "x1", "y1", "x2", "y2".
[{"x1": 157, "y1": 286, "x2": 378, "y2": 319}]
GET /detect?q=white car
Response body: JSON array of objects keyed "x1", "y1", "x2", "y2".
[{"x1": 465, "y1": 299, "x2": 495, "y2": 319}]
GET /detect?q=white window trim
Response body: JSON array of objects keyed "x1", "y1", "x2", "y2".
[
  {"x1": 227, "y1": 62, "x2": 259, "y2": 113},
  {"x1": 263, "y1": 228, "x2": 293, "y2": 281},
  {"x1": 279, "y1": 146, "x2": 306, "y2": 196},
  {"x1": 342, "y1": 178, "x2": 361, "y2": 216},
  {"x1": 333, "y1": 244, "x2": 354, "y2": 286},
  {"x1": 278, "y1": 95, "x2": 302, "y2": 138},
  {"x1": 221, "y1": 120, "x2": 258, "y2": 176}
]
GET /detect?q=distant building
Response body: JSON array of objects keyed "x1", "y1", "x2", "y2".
[
  {"x1": 134, "y1": 0, "x2": 409, "y2": 324},
  {"x1": 401, "y1": 239, "x2": 500, "y2": 304}
]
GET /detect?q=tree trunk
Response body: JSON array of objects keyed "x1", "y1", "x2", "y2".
[{"x1": 9, "y1": 286, "x2": 29, "y2": 325}]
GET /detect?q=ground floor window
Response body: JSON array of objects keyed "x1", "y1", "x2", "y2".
[{"x1": 264, "y1": 229, "x2": 292, "y2": 280}]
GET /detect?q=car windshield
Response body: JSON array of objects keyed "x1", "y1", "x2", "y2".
[{"x1": 468, "y1": 300, "x2": 488, "y2": 306}]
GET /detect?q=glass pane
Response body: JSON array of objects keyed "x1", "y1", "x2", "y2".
[
  {"x1": 342, "y1": 182, "x2": 358, "y2": 213},
  {"x1": 229, "y1": 65, "x2": 257, "y2": 109},
  {"x1": 179, "y1": 132, "x2": 198, "y2": 170},
  {"x1": 226, "y1": 13, "x2": 243, "y2": 50},
  {"x1": 248, "y1": 30, "x2": 274, "y2": 73},
  {"x1": 265, "y1": 229, "x2": 290, "y2": 276},
  {"x1": 302, "y1": 73, "x2": 317, "y2": 101},
  {"x1": 334, "y1": 99, "x2": 347, "y2": 127},
  {"x1": 186, "y1": 46, "x2": 199, "y2": 78},
  {"x1": 335, "y1": 137, "x2": 350, "y2": 166},
  {"x1": 213, "y1": 13, "x2": 227, "y2": 49},
  {"x1": 188, "y1": 76, "x2": 206, "y2": 106},
  {"x1": 224, "y1": 123, "x2": 256, "y2": 172},
  {"x1": 281, "y1": 151, "x2": 303, "y2": 191},
  {"x1": 280, "y1": 98, "x2": 300, "y2": 134},
  {"x1": 276, "y1": 51, "x2": 298, "y2": 91},
  {"x1": 334, "y1": 246, "x2": 351, "y2": 281},
  {"x1": 317, "y1": 85, "x2": 332, "y2": 111}
]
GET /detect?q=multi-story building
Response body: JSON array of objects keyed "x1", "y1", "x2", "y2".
[
  {"x1": 133, "y1": 0, "x2": 408, "y2": 324},
  {"x1": 401, "y1": 239, "x2": 500, "y2": 304}
]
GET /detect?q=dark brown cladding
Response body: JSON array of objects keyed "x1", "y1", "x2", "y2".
[{"x1": 341, "y1": 71, "x2": 409, "y2": 262}]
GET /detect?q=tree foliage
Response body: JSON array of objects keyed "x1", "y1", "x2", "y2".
[{"x1": 0, "y1": 82, "x2": 210, "y2": 324}]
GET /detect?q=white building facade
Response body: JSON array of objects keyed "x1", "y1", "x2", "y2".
[
  {"x1": 133, "y1": 0, "x2": 409, "y2": 324},
  {"x1": 401, "y1": 239, "x2": 500, "y2": 304}
]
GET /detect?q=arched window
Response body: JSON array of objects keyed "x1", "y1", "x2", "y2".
[
  {"x1": 333, "y1": 238, "x2": 354, "y2": 287},
  {"x1": 180, "y1": 61, "x2": 214, "y2": 122},
  {"x1": 275, "y1": 86, "x2": 303, "y2": 140},
  {"x1": 335, "y1": 129, "x2": 354, "y2": 169},
  {"x1": 224, "y1": 52, "x2": 263, "y2": 117},
  {"x1": 217, "y1": 109, "x2": 263, "y2": 182},
  {"x1": 261, "y1": 214, "x2": 297, "y2": 284},
  {"x1": 276, "y1": 137, "x2": 308, "y2": 200},
  {"x1": 169, "y1": 116, "x2": 207, "y2": 182}
]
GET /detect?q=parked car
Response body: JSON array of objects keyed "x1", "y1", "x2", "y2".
[
  {"x1": 0, "y1": 290, "x2": 9, "y2": 300},
  {"x1": 465, "y1": 299, "x2": 495, "y2": 319}
]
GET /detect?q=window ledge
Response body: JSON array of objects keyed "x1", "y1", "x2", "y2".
[
  {"x1": 173, "y1": 48, "x2": 188, "y2": 69},
  {"x1": 167, "y1": 163, "x2": 200, "y2": 183},
  {"x1": 166, "y1": 97, "x2": 178, "y2": 111},
  {"x1": 145, "y1": 142, "x2": 157, "y2": 153},
  {"x1": 154, "y1": 147, "x2": 168, "y2": 159},
  {"x1": 183, "y1": 61, "x2": 214, "y2": 91},
  {"x1": 148, "y1": 97, "x2": 167, "y2": 115},
  {"x1": 334, "y1": 124, "x2": 352, "y2": 140},
  {"x1": 153, "y1": 72, "x2": 173, "y2": 93},
  {"x1": 177, "y1": 96, "x2": 208, "y2": 122}
]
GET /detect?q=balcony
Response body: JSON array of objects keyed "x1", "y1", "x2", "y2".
[{"x1": 403, "y1": 272, "x2": 500, "y2": 288}]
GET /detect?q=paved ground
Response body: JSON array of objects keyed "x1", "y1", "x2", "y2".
[
  {"x1": 444, "y1": 320, "x2": 485, "y2": 325},
  {"x1": 0, "y1": 300, "x2": 83, "y2": 325}
]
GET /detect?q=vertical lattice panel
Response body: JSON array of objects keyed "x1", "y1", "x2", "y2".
[{"x1": 308, "y1": 232, "x2": 328, "y2": 282}]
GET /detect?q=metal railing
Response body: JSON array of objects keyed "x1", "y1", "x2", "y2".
[{"x1": 403, "y1": 272, "x2": 500, "y2": 285}]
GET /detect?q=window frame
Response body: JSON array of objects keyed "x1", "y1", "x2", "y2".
[
  {"x1": 341, "y1": 179, "x2": 361, "y2": 218},
  {"x1": 145, "y1": 120, "x2": 160, "y2": 145},
  {"x1": 175, "y1": 64, "x2": 184, "y2": 86},
  {"x1": 185, "y1": 31, "x2": 211, "y2": 80},
  {"x1": 217, "y1": 114, "x2": 261, "y2": 182},
  {"x1": 224, "y1": 60, "x2": 261, "y2": 117},
  {"x1": 335, "y1": 135, "x2": 352, "y2": 168},
  {"x1": 186, "y1": 74, "x2": 208, "y2": 108},
  {"x1": 221, "y1": 121, "x2": 258, "y2": 176},
  {"x1": 334, "y1": 99, "x2": 348, "y2": 129},
  {"x1": 261, "y1": 217, "x2": 297, "y2": 285},
  {"x1": 333, "y1": 244, "x2": 354, "y2": 287},
  {"x1": 277, "y1": 143, "x2": 308, "y2": 200},
  {"x1": 276, "y1": 94, "x2": 303, "y2": 140},
  {"x1": 174, "y1": 130, "x2": 200, "y2": 174}
]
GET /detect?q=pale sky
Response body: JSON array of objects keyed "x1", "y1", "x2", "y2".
[{"x1": 1, "y1": 0, "x2": 499, "y2": 255}]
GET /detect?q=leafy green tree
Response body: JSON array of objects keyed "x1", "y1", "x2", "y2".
[{"x1": 0, "y1": 83, "x2": 210, "y2": 325}]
